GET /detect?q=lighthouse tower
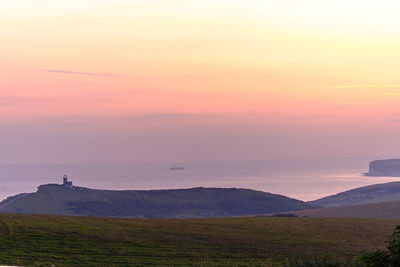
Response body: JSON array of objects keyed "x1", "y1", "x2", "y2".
[{"x1": 62, "y1": 175, "x2": 73, "y2": 188}]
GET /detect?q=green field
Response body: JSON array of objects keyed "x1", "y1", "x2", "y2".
[{"x1": 0, "y1": 214, "x2": 398, "y2": 266}]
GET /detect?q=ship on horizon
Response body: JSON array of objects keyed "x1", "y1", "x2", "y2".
[{"x1": 169, "y1": 166, "x2": 185, "y2": 170}]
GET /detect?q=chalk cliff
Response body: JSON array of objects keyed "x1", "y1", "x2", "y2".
[{"x1": 368, "y1": 159, "x2": 400, "y2": 177}]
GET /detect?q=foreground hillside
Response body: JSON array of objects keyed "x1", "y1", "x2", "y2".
[
  {"x1": 0, "y1": 184, "x2": 315, "y2": 217},
  {"x1": 0, "y1": 214, "x2": 397, "y2": 266},
  {"x1": 292, "y1": 199, "x2": 400, "y2": 219},
  {"x1": 309, "y1": 181, "x2": 400, "y2": 207}
]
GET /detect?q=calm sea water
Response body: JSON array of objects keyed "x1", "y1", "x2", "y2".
[{"x1": 0, "y1": 158, "x2": 399, "y2": 202}]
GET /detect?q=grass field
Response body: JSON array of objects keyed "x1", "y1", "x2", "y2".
[{"x1": 0, "y1": 214, "x2": 398, "y2": 266}]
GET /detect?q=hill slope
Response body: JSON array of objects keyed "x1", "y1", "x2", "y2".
[
  {"x1": 309, "y1": 181, "x2": 400, "y2": 207},
  {"x1": 293, "y1": 200, "x2": 400, "y2": 219},
  {"x1": 0, "y1": 184, "x2": 316, "y2": 218},
  {"x1": 0, "y1": 214, "x2": 397, "y2": 266}
]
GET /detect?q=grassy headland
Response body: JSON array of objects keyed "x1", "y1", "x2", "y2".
[
  {"x1": 0, "y1": 214, "x2": 397, "y2": 266},
  {"x1": 0, "y1": 185, "x2": 315, "y2": 218}
]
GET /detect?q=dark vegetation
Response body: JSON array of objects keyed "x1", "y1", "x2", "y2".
[
  {"x1": 287, "y1": 224, "x2": 400, "y2": 266},
  {"x1": 0, "y1": 214, "x2": 397, "y2": 266},
  {"x1": 272, "y1": 213, "x2": 298, "y2": 217},
  {"x1": 359, "y1": 224, "x2": 400, "y2": 266},
  {"x1": 0, "y1": 185, "x2": 316, "y2": 217}
]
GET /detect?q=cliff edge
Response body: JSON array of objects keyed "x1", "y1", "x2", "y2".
[{"x1": 367, "y1": 159, "x2": 400, "y2": 177}]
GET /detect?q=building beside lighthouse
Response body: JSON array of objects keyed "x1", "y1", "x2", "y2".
[{"x1": 63, "y1": 175, "x2": 73, "y2": 188}]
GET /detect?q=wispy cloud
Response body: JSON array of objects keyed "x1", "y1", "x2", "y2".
[
  {"x1": 334, "y1": 85, "x2": 400, "y2": 88},
  {"x1": 0, "y1": 95, "x2": 109, "y2": 107},
  {"x1": 151, "y1": 113, "x2": 193, "y2": 117},
  {"x1": 130, "y1": 113, "x2": 195, "y2": 120},
  {"x1": 43, "y1": 69, "x2": 118, "y2": 77},
  {"x1": 336, "y1": 102, "x2": 374, "y2": 105}
]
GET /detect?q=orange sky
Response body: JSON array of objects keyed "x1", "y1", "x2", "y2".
[{"x1": 1, "y1": 1, "x2": 400, "y2": 163}]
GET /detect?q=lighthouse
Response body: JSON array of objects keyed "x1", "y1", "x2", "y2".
[{"x1": 62, "y1": 175, "x2": 73, "y2": 188}]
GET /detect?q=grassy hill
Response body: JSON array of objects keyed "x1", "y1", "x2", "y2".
[
  {"x1": 292, "y1": 200, "x2": 400, "y2": 219},
  {"x1": 0, "y1": 214, "x2": 397, "y2": 266},
  {"x1": 0, "y1": 185, "x2": 316, "y2": 218},
  {"x1": 309, "y1": 181, "x2": 400, "y2": 207}
]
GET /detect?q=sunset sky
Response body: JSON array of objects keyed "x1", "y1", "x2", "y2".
[{"x1": 2, "y1": 0, "x2": 400, "y2": 163}]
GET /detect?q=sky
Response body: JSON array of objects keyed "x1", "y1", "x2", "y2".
[{"x1": 2, "y1": 0, "x2": 400, "y2": 163}]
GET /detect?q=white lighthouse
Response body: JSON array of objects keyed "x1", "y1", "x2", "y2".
[{"x1": 62, "y1": 175, "x2": 73, "y2": 188}]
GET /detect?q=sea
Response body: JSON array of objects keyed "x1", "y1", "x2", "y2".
[{"x1": 0, "y1": 157, "x2": 399, "y2": 202}]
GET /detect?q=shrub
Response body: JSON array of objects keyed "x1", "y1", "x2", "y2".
[
  {"x1": 359, "y1": 225, "x2": 400, "y2": 266},
  {"x1": 285, "y1": 256, "x2": 362, "y2": 267}
]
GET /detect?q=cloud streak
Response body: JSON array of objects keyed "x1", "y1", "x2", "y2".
[
  {"x1": 334, "y1": 85, "x2": 400, "y2": 88},
  {"x1": 151, "y1": 113, "x2": 193, "y2": 117},
  {"x1": 43, "y1": 69, "x2": 118, "y2": 77},
  {"x1": 0, "y1": 95, "x2": 109, "y2": 107},
  {"x1": 131, "y1": 113, "x2": 195, "y2": 120}
]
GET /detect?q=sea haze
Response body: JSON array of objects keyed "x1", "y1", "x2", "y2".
[{"x1": 0, "y1": 158, "x2": 399, "y2": 202}]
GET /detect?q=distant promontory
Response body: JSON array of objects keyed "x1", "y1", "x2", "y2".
[{"x1": 367, "y1": 159, "x2": 400, "y2": 177}]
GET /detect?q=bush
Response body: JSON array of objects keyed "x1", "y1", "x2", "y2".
[
  {"x1": 359, "y1": 225, "x2": 400, "y2": 266},
  {"x1": 285, "y1": 256, "x2": 362, "y2": 267}
]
